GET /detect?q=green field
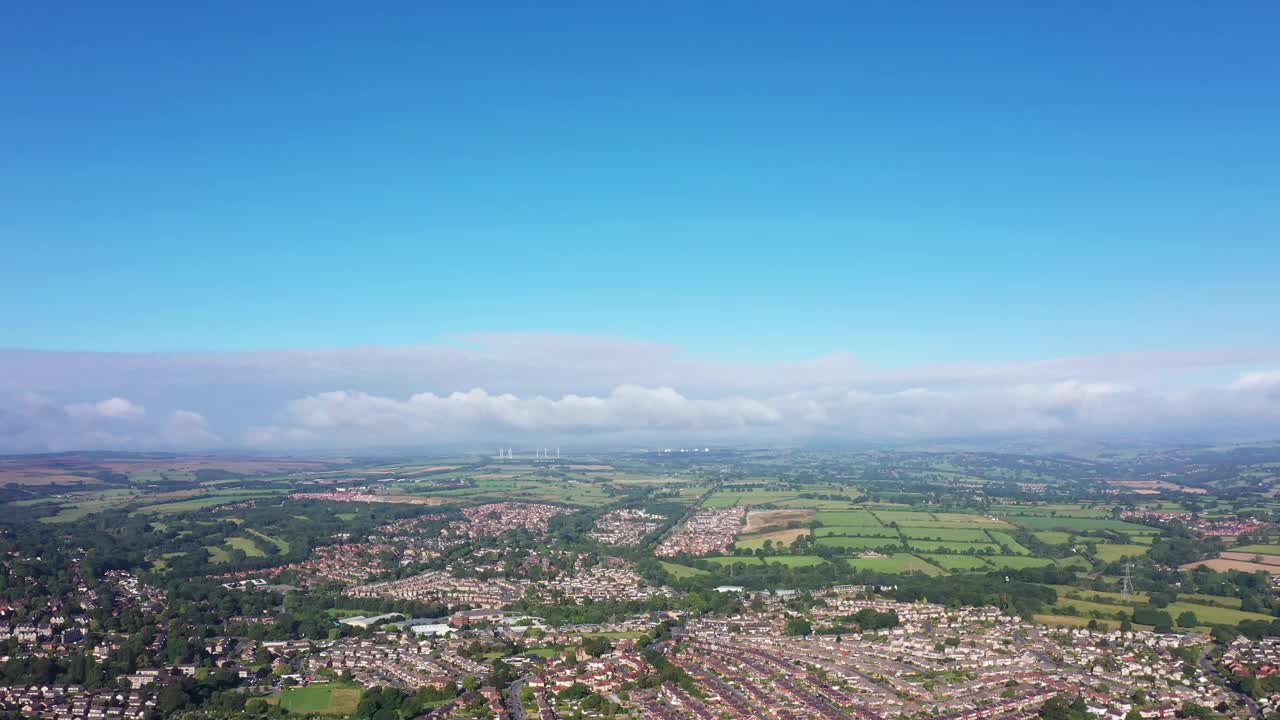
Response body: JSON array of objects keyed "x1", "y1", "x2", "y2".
[
  {"x1": 703, "y1": 556, "x2": 763, "y2": 566},
  {"x1": 1166, "y1": 602, "x2": 1274, "y2": 626},
  {"x1": 136, "y1": 491, "x2": 283, "y2": 514},
  {"x1": 660, "y1": 558, "x2": 711, "y2": 573},
  {"x1": 907, "y1": 540, "x2": 1001, "y2": 554},
  {"x1": 1230, "y1": 544, "x2": 1280, "y2": 556},
  {"x1": 1006, "y1": 516, "x2": 1153, "y2": 532},
  {"x1": 703, "y1": 489, "x2": 800, "y2": 508},
  {"x1": 225, "y1": 536, "x2": 265, "y2": 557},
  {"x1": 278, "y1": 685, "x2": 363, "y2": 715},
  {"x1": 920, "y1": 554, "x2": 991, "y2": 571},
  {"x1": 815, "y1": 526, "x2": 899, "y2": 538},
  {"x1": 814, "y1": 510, "x2": 882, "y2": 526},
  {"x1": 1032, "y1": 531, "x2": 1075, "y2": 545},
  {"x1": 817, "y1": 536, "x2": 903, "y2": 550},
  {"x1": 246, "y1": 528, "x2": 291, "y2": 553},
  {"x1": 1092, "y1": 544, "x2": 1150, "y2": 562},
  {"x1": 205, "y1": 545, "x2": 232, "y2": 563},
  {"x1": 843, "y1": 553, "x2": 946, "y2": 576},
  {"x1": 764, "y1": 555, "x2": 827, "y2": 567},
  {"x1": 873, "y1": 510, "x2": 938, "y2": 525},
  {"x1": 900, "y1": 528, "x2": 991, "y2": 542},
  {"x1": 986, "y1": 532, "x2": 1031, "y2": 555},
  {"x1": 983, "y1": 556, "x2": 1055, "y2": 570}
]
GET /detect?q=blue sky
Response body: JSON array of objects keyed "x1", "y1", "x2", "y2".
[{"x1": 3, "y1": 3, "x2": 1278, "y2": 365}]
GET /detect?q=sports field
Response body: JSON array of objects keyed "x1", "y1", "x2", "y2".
[{"x1": 278, "y1": 685, "x2": 362, "y2": 715}]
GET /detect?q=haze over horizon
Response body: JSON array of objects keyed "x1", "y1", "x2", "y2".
[{"x1": 3, "y1": 3, "x2": 1278, "y2": 451}]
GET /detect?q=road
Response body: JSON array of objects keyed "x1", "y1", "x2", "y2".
[
  {"x1": 1199, "y1": 645, "x2": 1261, "y2": 718},
  {"x1": 507, "y1": 676, "x2": 529, "y2": 720}
]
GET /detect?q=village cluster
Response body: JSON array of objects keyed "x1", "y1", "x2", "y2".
[{"x1": 654, "y1": 507, "x2": 746, "y2": 557}]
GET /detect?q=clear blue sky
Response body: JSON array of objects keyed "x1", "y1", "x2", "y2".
[{"x1": 3, "y1": 2, "x2": 1277, "y2": 365}]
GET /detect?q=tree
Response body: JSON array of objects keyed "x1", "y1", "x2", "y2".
[
  {"x1": 783, "y1": 617, "x2": 812, "y2": 636},
  {"x1": 1177, "y1": 611, "x2": 1199, "y2": 628}
]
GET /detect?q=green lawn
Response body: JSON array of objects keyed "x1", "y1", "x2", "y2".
[
  {"x1": 225, "y1": 536, "x2": 265, "y2": 557},
  {"x1": 246, "y1": 528, "x2": 291, "y2": 553},
  {"x1": 278, "y1": 685, "x2": 363, "y2": 715},
  {"x1": 205, "y1": 545, "x2": 232, "y2": 563}
]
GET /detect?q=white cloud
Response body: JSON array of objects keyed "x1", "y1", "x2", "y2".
[
  {"x1": 0, "y1": 395, "x2": 221, "y2": 452},
  {"x1": 64, "y1": 397, "x2": 145, "y2": 420},
  {"x1": 1, "y1": 337, "x2": 1279, "y2": 451},
  {"x1": 1233, "y1": 369, "x2": 1280, "y2": 397}
]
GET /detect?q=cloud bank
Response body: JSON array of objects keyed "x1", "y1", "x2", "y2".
[{"x1": 1, "y1": 334, "x2": 1279, "y2": 451}]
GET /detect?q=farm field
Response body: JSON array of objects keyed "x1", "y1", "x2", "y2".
[
  {"x1": 1003, "y1": 516, "x2": 1154, "y2": 533},
  {"x1": 843, "y1": 553, "x2": 945, "y2": 576},
  {"x1": 1034, "y1": 614, "x2": 1125, "y2": 630},
  {"x1": 659, "y1": 562, "x2": 709, "y2": 578},
  {"x1": 983, "y1": 556, "x2": 1055, "y2": 570},
  {"x1": 814, "y1": 510, "x2": 882, "y2": 526},
  {"x1": 764, "y1": 555, "x2": 827, "y2": 567},
  {"x1": 1032, "y1": 531, "x2": 1075, "y2": 545},
  {"x1": 1092, "y1": 544, "x2": 1150, "y2": 562},
  {"x1": 734, "y1": 528, "x2": 810, "y2": 550},
  {"x1": 986, "y1": 532, "x2": 1031, "y2": 555},
  {"x1": 702, "y1": 490, "x2": 801, "y2": 508},
  {"x1": 1230, "y1": 544, "x2": 1280, "y2": 556},
  {"x1": 816, "y1": 536, "x2": 903, "y2": 551},
  {"x1": 1183, "y1": 558, "x2": 1280, "y2": 574},
  {"x1": 920, "y1": 554, "x2": 991, "y2": 571},
  {"x1": 743, "y1": 509, "x2": 814, "y2": 533},
  {"x1": 900, "y1": 528, "x2": 991, "y2": 542},
  {"x1": 1219, "y1": 552, "x2": 1280, "y2": 566},
  {"x1": 906, "y1": 540, "x2": 1001, "y2": 554},
  {"x1": 703, "y1": 556, "x2": 763, "y2": 567},
  {"x1": 815, "y1": 527, "x2": 899, "y2": 538}
]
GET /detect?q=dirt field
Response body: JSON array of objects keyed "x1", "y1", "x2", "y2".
[
  {"x1": 735, "y1": 527, "x2": 812, "y2": 550},
  {"x1": 1109, "y1": 480, "x2": 1206, "y2": 494},
  {"x1": 744, "y1": 509, "x2": 815, "y2": 534},
  {"x1": 101, "y1": 458, "x2": 334, "y2": 474},
  {"x1": 1220, "y1": 552, "x2": 1280, "y2": 566},
  {"x1": 0, "y1": 471, "x2": 100, "y2": 486},
  {"x1": 1183, "y1": 558, "x2": 1280, "y2": 574}
]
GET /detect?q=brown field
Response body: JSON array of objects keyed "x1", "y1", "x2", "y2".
[
  {"x1": 1183, "y1": 558, "x2": 1280, "y2": 574},
  {"x1": 376, "y1": 495, "x2": 452, "y2": 506},
  {"x1": 744, "y1": 509, "x2": 815, "y2": 534},
  {"x1": 1219, "y1": 552, "x2": 1280, "y2": 566},
  {"x1": 736, "y1": 527, "x2": 811, "y2": 549},
  {"x1": 0, "y1": 471, "x2": 100, "y2": 486},
  {"x1": 1109, "y1": 480, "x2": 1206, "y2": 494},
  {"x1": 101, "y1": 458, "x2": 335, "y2": 474}
]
